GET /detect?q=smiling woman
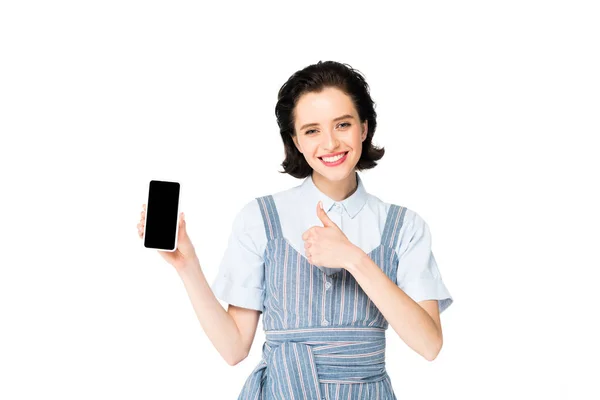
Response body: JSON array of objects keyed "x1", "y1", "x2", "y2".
[
  {"x1": 292, "y1": 87, "x2": 369, "y2": 185},
  {"x1": 276, "y1": 61, "x2": 385, "y2": 184},
  {"x1": 204, "y1": 60, "x2": 454, "y2": 399}
]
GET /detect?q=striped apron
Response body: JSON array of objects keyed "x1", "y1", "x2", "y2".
[{"x1": 237, "y1": 195, "x2": 407, "y2": 400}]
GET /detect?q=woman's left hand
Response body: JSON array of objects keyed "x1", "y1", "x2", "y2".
[{"x1": 302, "y1": 201, "x2": 359, "y2": 269}]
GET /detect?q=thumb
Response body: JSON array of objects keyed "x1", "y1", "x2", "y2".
[{"x1": 317, "y1": 201, "x2": 337, "y2": 229}]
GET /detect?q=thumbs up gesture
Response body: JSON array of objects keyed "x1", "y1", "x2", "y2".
[{"x1": 301, "y1": 201, "x2": 358, "y2": 269}]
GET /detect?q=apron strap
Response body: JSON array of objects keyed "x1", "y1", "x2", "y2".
[
  {"x1": 381, "y1": 204, "x2": 407, "y2": 251},
  {"x1": 256, "y1": 195, "x2": 284, "y2": 241}
]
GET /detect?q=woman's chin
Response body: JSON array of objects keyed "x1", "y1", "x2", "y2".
[{"x1": 312, "y1": 161, "x2": 356, "y2": 180}]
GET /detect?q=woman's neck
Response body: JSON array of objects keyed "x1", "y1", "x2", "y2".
[{"x1": 311, "y1": 170, "x2": 358, "y2": 202}]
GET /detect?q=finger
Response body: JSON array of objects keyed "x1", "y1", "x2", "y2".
[
  {"x1": 317, "y1": 205, "x2": 337, "y2": 228},
  {"x1": 179, "y1": 212, "x2": 186, "y2": 231}
]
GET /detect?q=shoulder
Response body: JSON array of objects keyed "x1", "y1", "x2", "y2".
[
  {"x1": 234, "y1": 180, "x2": 302, "y2": 224},
  {"x1": 230, "y1": 198, "x2": 265, "y2": 240},
  {"x1": 366, "y1": 193, "x2": 421, "y2": 226},
  {"x1": 231, "y1": 182, "x2": 300, "y2": 233},
  {"x1": 268, "y1": 180, "x2": 305, "y2": 216},
  {"x1": 367, "y1": 194, "x2": 430, "y2": 244}
]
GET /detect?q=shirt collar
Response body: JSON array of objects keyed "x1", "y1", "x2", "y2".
[{"x1": 299, "y1": 171, "x2": 368, "y2": 218}]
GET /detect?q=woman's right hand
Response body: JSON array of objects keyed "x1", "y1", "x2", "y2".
[{"x1": 137, "y1": 204, "x2": 197, "y2": 271}]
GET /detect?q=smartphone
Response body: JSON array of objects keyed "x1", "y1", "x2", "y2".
[{"x1": 143, "y1": 180, "x2": 181, "y2": 252}]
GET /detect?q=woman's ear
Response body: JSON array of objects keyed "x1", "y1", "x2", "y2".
[
  {"x1": 361, "y1": 120, "x2": 368, "y2": 141},
  {"x1": 293, "y1": 135, "x2": 302, "y2": 153}
]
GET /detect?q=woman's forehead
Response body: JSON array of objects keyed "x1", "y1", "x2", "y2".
[{"x1": 295, "y1": 88, "x2": 357, "y2": 124}]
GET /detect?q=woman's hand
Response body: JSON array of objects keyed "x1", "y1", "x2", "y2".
[
  {"x1": 301, "y1": 201, "x2": 359, "y2": 269},
  {"x1": 137, "y1": 204, "x2": 198, "y2": 271}
]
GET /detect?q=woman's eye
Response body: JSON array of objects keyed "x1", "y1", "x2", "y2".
[{"x1": 305, "y1": 123, "x2": 349, "y2": 134}]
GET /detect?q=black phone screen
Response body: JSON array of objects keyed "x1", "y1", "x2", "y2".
[{"x1": 144, "y1": 180, "x2": 180, "y2": 251}]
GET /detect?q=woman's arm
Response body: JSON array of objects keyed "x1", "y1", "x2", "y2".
[
  {"x1": 177, "y1": 257, "x2": 260, "y2": 366},
  {"x1": 344, "y1": 249, "x2": 443, "y2": 361}
]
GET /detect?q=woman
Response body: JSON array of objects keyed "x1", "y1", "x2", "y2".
[{"x1": 137, "y1": 61, "x2": 453, "y2": 399}]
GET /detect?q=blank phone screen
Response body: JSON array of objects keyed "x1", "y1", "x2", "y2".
[{"x1": 144, "y1": 180, "x2": 180, "y2": 251}]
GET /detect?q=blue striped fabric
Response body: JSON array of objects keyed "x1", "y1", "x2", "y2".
[{"x1": 237, "y1": 195, "x2": 407, "y2": 399}]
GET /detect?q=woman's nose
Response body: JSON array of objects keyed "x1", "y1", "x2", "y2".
[{"x1": 321, "y1": 130, "x2": 340, "y2": 150}]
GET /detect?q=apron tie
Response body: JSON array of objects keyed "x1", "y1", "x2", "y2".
[{"x1": 240, "y1": 327, "x2": 388, "y2": 399}]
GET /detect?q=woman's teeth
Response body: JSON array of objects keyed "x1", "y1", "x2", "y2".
[{"x1": 321, "y1": 153, "x2": 346, "y2": 162}]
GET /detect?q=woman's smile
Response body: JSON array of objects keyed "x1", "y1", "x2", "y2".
[{"x1": 319, "y1": 151, "x2": 349, "y2": 166}]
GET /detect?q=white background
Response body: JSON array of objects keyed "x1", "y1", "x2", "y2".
[{"x1": 1, "y1": 1, "x2": 599, "y2": 399}]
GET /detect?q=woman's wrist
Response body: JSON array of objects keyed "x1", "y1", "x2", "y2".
[
  {"x1": 343, "y1": 245, "x2": 368, "y2": 273},
  {"x1": 176, "y1": 255, "x2": 201, "y2": 276}
]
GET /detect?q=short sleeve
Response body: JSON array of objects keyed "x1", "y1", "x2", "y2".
[
  {"x1": 396, "y1": 212, "x2": 453, "y2": 314},
  {"x1": 211, "y1": 201, "x2": 265, "y2": 312}
]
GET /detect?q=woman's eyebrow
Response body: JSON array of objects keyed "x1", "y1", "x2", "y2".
[{"x1": 299, "y1": 114, "x2": 354, "y2": 131}]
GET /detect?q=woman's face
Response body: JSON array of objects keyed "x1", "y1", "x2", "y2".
[{"x1": 292, "y1": 86, "x2": 367, "y2": 182}]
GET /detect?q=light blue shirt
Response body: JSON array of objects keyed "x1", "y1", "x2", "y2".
[{"x1": 211, "y1": 172, "x2": 453, "y2": 314}]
